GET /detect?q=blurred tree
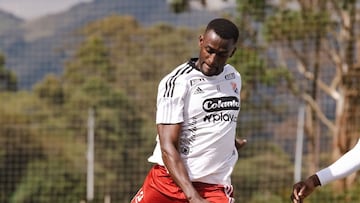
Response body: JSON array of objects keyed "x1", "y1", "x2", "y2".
[
  {"x1": 33, "y1": 74, "x2": 64, "y2": 105},
  {"x1": 64, "y1": 36, "x2": 116, "y2": 87},
  {"x1": 0, "y1": 53, "x2": 17, "y2": 91},
  {"x1": 237, "y1": 0, "x2": 360, "y2": 191},
  {"x1": 78, "y1": 15, "x2": 197, "y2": 120},
  {"x1": 73, "y1": 15, "x2": 198, "y2": 200},
  {"x1": 0, "y1": 92, "x2": 83, "y2": 203},
  {"x1": 233, "y1": 141, "x2": 293, "y2": 202},
  {"x1": 61, "y1": 29, "x2": 146, "y2": 201},
  {"x1": 167, "y1": 0, "x2": 189, "y2": 13},
  {"x1": 166, "y1": 0, "x2": 230, "y2": 13},
  {"x1": 11, "y1": 158, "x2": 85, "y2": 203}
]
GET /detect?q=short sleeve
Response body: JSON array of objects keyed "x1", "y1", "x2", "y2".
[{"x1": 156, "y1": 77, "x2": 187, "y2": 124}]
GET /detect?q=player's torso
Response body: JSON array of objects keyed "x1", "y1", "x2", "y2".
[{"x1": 179, "y1": 66, "x2": 241, "y2": 157}]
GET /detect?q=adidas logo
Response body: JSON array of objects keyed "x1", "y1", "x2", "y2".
[{"x1": 194, "y1": 87, "x2": 204, "y2": 94}]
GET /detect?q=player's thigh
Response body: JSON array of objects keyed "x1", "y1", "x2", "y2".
[
  {"x1": 130, "y1": 185, "x2": 186, "y2": 203},
  {"x1": 205, "y1": 195, "x2": 234, "y2": 203},
  {"x1": 201, "y1": 186, "x2": 234, "y2": 203}
]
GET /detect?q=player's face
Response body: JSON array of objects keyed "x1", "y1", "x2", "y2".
[{"x1": 196, "y1": 30, "x2": 236, "y2": 76}]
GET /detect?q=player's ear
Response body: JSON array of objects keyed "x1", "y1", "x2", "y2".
[{"x1": 198, "y1": 35, "x2": 204, "y2": 47}]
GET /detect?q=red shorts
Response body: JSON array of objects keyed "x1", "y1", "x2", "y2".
[{"x1": 130, "y1": 165, "x2": 234, "y2": 203}]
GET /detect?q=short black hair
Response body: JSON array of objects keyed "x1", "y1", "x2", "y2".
[{"x1": 205, "y1": 18, "x2": 239, "y2": 43}]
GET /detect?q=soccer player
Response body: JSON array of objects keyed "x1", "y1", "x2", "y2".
[
  {"x1": 291, "y1": 138, "x2": 360, "y2": 203},
  {"x1": 130, "y1": 18, "x2": 246, "y2": 203}
]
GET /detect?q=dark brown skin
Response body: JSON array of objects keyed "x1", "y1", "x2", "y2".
[
  {"x1": 158, "y1": 29, "x2": 245, "y2": 203},
  {"x1": 291, "y1": 174, "x2": 321, "y2": 203},
  {"x1": 235, "y1": 138, "x2": 247, "y2": 150},
  {"x1": 158, "y1": 124, "x2": 208, "y2": 203},
  {"x1": 195, "y1": 29, "x2": 237, "y2": 76}
]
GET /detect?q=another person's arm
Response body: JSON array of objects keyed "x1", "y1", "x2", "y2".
[
  {"x1": 292, "y1": 139, "x2": 360, "y2": 202},
  {"x1": 157, "y1": 124, "x2": 209, "y2": 203},
  {"x1": 316, "y1": 139, "x2": 360, "y2": 185}
]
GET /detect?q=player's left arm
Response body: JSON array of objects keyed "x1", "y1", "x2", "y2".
[{"x1": 234, "y1": 71, "x2": 245, "y2": 151}]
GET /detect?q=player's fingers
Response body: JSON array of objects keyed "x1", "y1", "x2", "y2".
[
  {"x1": 290, "y1": 194, "x2": 296, "y2": 203},
  {"x1": 291, "y1": 191, "x2": 299, "y2": 202},
  {"x1": 292, "y1": 183, "x2": 303, "y2": 201},
  {"x1": 236, "y1": 139, "x2": 247, "y2": 148},
  {"x1": 298, "y1": 185, "x2": 307, "y2": 198},
  {"x1": 290, "y1": 194, "x2": 302, "y2": 203}
]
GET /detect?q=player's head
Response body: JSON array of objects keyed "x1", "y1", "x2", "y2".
[
  {"x1": 205, "y1": 18, "x2": 239, "y2": 43},
  {"x1": 196, "y1": 18, "x2": 239, "y2": 76}
]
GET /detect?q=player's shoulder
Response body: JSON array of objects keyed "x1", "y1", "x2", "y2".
[
  {"x1": 224, "y1": 64, "x2": 241, "y2": 80},
  {"x1": 160, "y1": 60, "x2": 197, "y2": 84},
  {"x1": 224, "y1": 64, "x2": 240, "y2": 74}
]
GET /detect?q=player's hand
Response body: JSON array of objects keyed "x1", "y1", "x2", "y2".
[
  {"x1": 189, "y1": 198, "x2": 210, "y2": 203},
  {"x1": 235, "y1": 138, "x2": 247, "y2": 150},
  {"x1": 188, "y1": 194, "x2": 210, "y2": 203}
]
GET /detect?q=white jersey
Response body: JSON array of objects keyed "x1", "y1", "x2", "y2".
[{"x1": 148, "y1": 58, "x2": 241, "y2": 185}]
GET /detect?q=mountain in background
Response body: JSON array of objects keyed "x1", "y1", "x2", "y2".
[
  {"x1": 0, "y1": 9, "x2": 23, "y2": 34},
  {"x1": 0, "y1": 0, "x2": 234, "y2": 89}
]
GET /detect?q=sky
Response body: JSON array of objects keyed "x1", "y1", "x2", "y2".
[
  {"x1": 0, "y1": 0, "x2": 92, "y2": 20},
  {"x1": 0, "y1": 0, "x2": 238, "y2": 20}
]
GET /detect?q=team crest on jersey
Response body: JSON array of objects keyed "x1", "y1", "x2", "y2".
[
  {"x1": 231, "y1": 82, "x2": 239, "y2": 94},
  {"x1": 190, "y1": 78, "x2": 205, "y2": 86}
]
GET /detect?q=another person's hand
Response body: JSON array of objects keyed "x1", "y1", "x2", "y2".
[{"x1": 291, "y1": 175, "x2": 320, "y2": 203}]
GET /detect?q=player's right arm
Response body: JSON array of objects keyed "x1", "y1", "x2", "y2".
[{"x1": 157, "y1": 123, "x2": 209, "y2": 203}]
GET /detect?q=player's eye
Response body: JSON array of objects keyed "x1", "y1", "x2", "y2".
[
  {"x1": 205, "y1": 47, "x2": 215, "y2": 54},
  {"x1": 205, "y1": 47, "x2": 228, "y2": 57}
]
